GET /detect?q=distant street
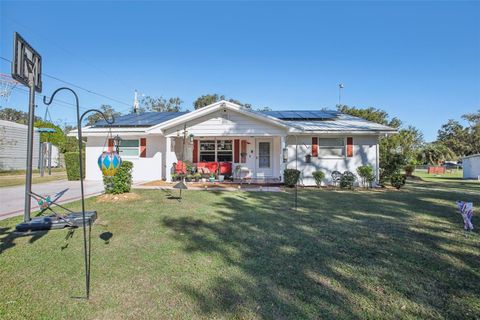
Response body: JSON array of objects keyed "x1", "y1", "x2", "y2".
[{"x1": 0, "y1": 179, "x2": 104, "y2": 220}]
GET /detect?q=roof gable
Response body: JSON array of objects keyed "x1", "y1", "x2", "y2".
[{"x1": 147, "y1": 100, "x2": 290, "y2": 134}]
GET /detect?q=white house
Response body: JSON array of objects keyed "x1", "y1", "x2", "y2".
[
  {"x1": 72, "y1": 101, "x2": 396, "y2": 186},
  {"x1": 462, "y1": 154, "x2": 480, "y2": 180},
  {"x1": 0, "y1": 120, "x2": 40, "y2": 170}
]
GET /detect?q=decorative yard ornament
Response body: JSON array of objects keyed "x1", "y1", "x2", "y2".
[
  {"x1": 456, "y1": 201, "x2": 474, "y2": 231},
  {"x1": 98, "y1": 151, "x2": 122, "y2": 176}
]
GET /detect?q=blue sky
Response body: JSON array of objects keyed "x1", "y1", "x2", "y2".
[{"x1": 1, "y1": 1, "x2": 479, "y2": 141}]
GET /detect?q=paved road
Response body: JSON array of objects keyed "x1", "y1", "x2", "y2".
[{"x1": 0, "y1": 180, "x2": 104, "y2": 220}]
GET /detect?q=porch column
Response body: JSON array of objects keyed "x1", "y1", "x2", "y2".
[
  {"x1": 279, "y1": 136, "x2": 286, "y2": 182},
  {"x1": 165, "y1": 136, "x2": 174, "y2": 181}
]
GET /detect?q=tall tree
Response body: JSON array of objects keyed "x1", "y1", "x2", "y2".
[
  {"x1": 338, "y1": 105, "x2": 424, "y2": 178},
  {"x1": 193, "y1": 94, "x2": 254, "y2": 110},
  {"x1": 140, "y1": 96, "x2": 183, "y2": 112},
  {"x1": 193, "y1": 94, "x2": 223, "y2": 110},
  {"x1": 436, "y1": 110, "x2": 480, "y2": 156},
  {"x1": 437, "y1": 120, "x2": 468, "y2": 157},
  {"x1": 86, "y1": 105, "x2": 122, "y2": 126},
  {"x1": 337, "y1": 105, "x2": 401, "y2": 128},
  {"x1": 0, "y1": 107, "x2": 41, "y2": 124},
  {"x1": 417, "y1": 142, "x2": 456, "y2": 165}
]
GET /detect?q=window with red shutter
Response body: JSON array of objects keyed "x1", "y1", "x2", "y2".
[
  {"x1": 192, "y1": 140, "x2": 198, "y2": 163},
  {"x1": 140, "y1": 138, "x2": 147, "y2": 157},
  {"x1": 234, "y1": 139, "x2": 240, "y2": 163},
  {"x1": 312, "y1": 137, "x2": 318, "y2": 157},
  {"x1": 347, "y1": 137, "x2": 353, "y2": 157}
]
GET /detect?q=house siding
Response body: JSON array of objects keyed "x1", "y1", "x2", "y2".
[
  {"x1": 286, "y1": 135, "x2": 379, "y2": 186},
  {"x1": 163, "y1": 110, "x2": 286, "y2": 137},
  {"x1": 462, "y1": 154, "x2": 480, "y2": 179},
  {"x1": 86, "y1": 135, "x2": 164, "y2": 182},
  {"x1": 0, "y1": 120, "x2": 40, "y2": 170}
]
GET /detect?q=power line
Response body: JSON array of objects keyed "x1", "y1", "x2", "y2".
[
  {"x1": 4, "y1": 16, "x2": 136, "y2": 93},
  {"x1": 0, "y1": 56, "x2": 133, "y2": 109},
  {"x1": 10, "y1": 86, "x2": 89, "y2": 112}
]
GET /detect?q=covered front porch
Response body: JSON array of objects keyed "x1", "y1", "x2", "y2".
[{"x1": 164, "y1": 135, "x2": 286, "y2": 183}]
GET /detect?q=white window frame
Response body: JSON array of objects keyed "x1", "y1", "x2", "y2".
[
  {"x1": 317, "y1": 137, "x2": 346, "y2": 159},
  {"x1": 118, "y1": 138, "x2": 140, "y2": 158},
  {"x1": 198, "y1": 138, "x2": 233, "y2": 162},
  {"x1": 199, "y1": 139, "x2": 216, "y2": 162}
]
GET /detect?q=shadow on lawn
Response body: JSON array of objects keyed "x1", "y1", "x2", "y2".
[
  {"x1": 161, "y1": 183, "x2": 480, "y2": 319},
  {"x1": 0, "y1": 227, "x2": 48, "y2": 254}
]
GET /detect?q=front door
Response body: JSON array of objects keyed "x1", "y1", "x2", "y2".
[{"x1": 256, "y1": 139, "x2": 273, "y2": 178}]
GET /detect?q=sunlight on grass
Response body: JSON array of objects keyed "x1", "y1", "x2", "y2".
[{"x1": 1, "y1": 179, "x2": 479, "y2": 319}]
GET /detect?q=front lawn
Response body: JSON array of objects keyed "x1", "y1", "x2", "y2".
[
  {"x1": 0, "y1": 169, "x2": 67, "y2": 188},
  {"x1": 0, "y1": 180, "x2": 479, "y2": 319}
]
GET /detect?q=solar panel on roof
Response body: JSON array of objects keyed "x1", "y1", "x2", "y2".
[
  {"x1": 260, "y1": 110, "x2": 338, "y2": 120},
  {"x1": 93, "y1": 112, "x2": 187, "y2": 127}
]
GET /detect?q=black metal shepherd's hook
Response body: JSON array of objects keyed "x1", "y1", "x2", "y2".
[{"x1": 43, "y1": 87, "x2": 114, "y2": 299}]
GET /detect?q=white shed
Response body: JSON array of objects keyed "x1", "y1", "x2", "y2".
[
  {"x1": 462, "y1": 154, "x2": 480, "y2": 180},
  {"x1": 0, "y1": 120, "x2": 40, "y2": 170}
]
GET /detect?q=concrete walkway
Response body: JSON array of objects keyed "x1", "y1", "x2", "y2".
[{"x1": 0, "y1": 180, "x2": 104, "y2": 221}]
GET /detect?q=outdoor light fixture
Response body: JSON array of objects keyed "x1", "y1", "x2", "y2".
[
  {"x1": 282, "y1": 148, "x2": 288, "y2": 163},
  {"x1": 113, "y1": 134, "x2": 122, "y2": 153},
  {"x1": 189, "y1": 133, "x2": 194, "y2": 143}
]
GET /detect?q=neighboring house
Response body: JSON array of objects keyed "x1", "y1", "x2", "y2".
[
  {"x1": 0, "y1": 120, "x2": 40, "y2": 170},
  {"x1": 72, "y1": 101, "x2": 396, "y2": 186},
  {"x1": 462, "y1": 154, "x2": 480, "y2": 180}
]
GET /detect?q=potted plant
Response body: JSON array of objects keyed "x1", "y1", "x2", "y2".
[
  {"x1": 209, "y1": 173, "x2": 215, "y2": 183},
  {"x1": 193, "y1": 173, "x2": 202, "y2": 182},
  {"x1": 171, "y1": 173, "x2": 178, "y2": 181},
  {"x1": 186, "y1": 174, "x2": 193, "y2": 182}
]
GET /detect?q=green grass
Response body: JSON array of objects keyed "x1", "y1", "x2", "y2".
[
  {"x1": 0, "y1": 179, "x2": 479, "y2": 319},
  {"x1": 0, "y1": 169, "x2": 67, "y2": 188}
]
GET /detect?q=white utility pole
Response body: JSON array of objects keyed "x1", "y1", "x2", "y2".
[
  {"x1": 338, "y1": 83, "x2": 344, "y2": 105},
  {"x1": 133, "y1": 89, "x2": 139, "y2": 113}
]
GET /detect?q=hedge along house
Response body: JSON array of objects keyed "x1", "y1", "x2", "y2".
[{"x1": 72, "y1": 100, "x2": 396, "y2": 186}]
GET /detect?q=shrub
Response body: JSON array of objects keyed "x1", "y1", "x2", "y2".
[
  {"x1": 312, "y1": 171, "x2": 325, "y2": 187},
  {"x1": 64, "y1": 152, "x2": 85, "y2": 180},
  {"x1": 103, "y1": 161, "x2": 133, "y2": 194},
  {"x1": 340, "y1": 171, "x2": 356, "y2": 189},
  {"x1": 380, "y1": 153, "x2": 406, "y2": 183},
  {"x1": 390, "y1": 173, "x2": 406, "y2": 189},
  {"x1": 404, "y1": 164, "x2": 415, "y2": 176},
  {"x1": 284, "y1": 169, "x2": 300, "y2": 187},
  {"x1": 356, "y1": 165, "x2": 375, "y2": 188}
]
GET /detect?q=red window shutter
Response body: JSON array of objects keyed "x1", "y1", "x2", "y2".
[
  {"x1": 193, "y1": 140, "x2": 199, "y2": 163},
  {"x1": 241, "y1": 140, "x2": 247, "y2": 163},
  {"x1": 347, "y1": 137, "x2": 353, "y2": 157},
  {"x1": 234, "y1": 139, "x2": 240, "y2": 163},
  {"x1": 312, "y1": 137, "x2": 318, "y2": 157},
  {"x1": 108, "y1": 138, "x2": 114, "y2": 152},
  {"x1": 140, "y1": 138, "x2": 147, "y2": 157}
]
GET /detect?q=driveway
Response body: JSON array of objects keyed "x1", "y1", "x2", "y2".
[{"x1": 0, "y1": 180, "x2": 104, "y2": 220}]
